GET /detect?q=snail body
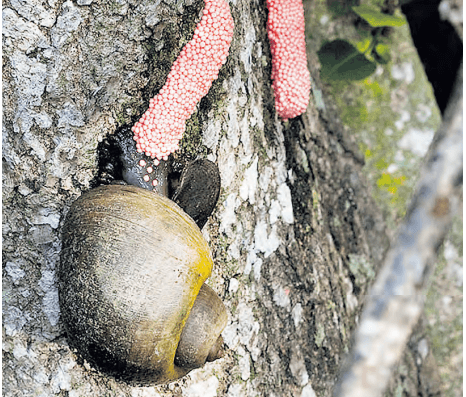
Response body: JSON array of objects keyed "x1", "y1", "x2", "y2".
[{"x1": 59, "y1": 155, "x2": 226, "y2": 385}]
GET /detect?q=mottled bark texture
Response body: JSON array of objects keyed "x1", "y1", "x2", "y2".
[{"x1": 3, "y1": 0, "x2": 387, "y2": 396}]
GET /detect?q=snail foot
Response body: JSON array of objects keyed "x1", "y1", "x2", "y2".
[{"x1": 95, "y1": 125, "x2": 169, "y2": 195}]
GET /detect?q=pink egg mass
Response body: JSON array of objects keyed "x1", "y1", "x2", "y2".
[
  {"x1": 132, "y1": 0, "x2": 234, "y2": 160},
  {"x1": 266, "y1": 0, "x2": 311, "y2": 121}
]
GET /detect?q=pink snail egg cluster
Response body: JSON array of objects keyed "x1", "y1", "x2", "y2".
[
  {"x1": 132, "y1": 0, "x2": 234, "y2": 160},
  {"x1": 266, "y1": 0, "x2": 311, "y2": 121}
]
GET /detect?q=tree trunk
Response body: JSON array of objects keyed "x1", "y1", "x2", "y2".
[{"x1": 3, "y1": 0, "x2": 407, "y2": 396}]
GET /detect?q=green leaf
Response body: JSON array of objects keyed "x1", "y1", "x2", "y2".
[
  {"x1": 373, "y1": 43, "x2": 391, "y2": 64},
  {"x1": 352, "y1": 5, "x2": 406, "y2": 27},
  {"x1": 318, "y1": 39, "x2": 377, "y2": 81},
  {"x1": 355, "y1": 37, "x2": 372, "y2": 53}
]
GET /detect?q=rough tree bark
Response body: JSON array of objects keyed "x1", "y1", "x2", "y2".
[{"x1": 3, "y1": 0, "x2": 412, "y2": 396}]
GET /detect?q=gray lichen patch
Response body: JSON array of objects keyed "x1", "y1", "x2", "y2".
[
  {"x1": 347, "y1": 253, "x2": 375, "y2": 287},
  {"x1": 9, "y1": 0, "x2": 57, "y2": 27},
  {"x1": 3, "y1": 8, "x2": 49, "y2": 54}
]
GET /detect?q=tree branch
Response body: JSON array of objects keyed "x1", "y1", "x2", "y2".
[{"x1": 333, "y1": 64, "x2": 463, "y2": 397}]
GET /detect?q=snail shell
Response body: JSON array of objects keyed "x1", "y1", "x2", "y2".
[{"x1": 59, "y1": 184, "x2": 227, "y2": 385}]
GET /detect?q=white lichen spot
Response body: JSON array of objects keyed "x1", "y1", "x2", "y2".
[
  {"x1": 42, "y1": 289, "x2": 60, "y2": 327},
  {"x1": 227, "y1": 237, "x2": 241, "y2": 260},
  {"x1": 18, "y1": 184, "x2": 33, "y2": 196},
  {"x1": 342, "y1": 276, "x2": 358, "y2": 313},
  {"x1": 274, "y1": 159, "x2": 288, "y2": 185},
  {"x1": 273, "y1": 285, "x2": 291, "y2": 310},
  {"x1": 244, "y1": 249, "x2": 256, "y2": 275},
  {"x1": 183, "y1": 376, "x2": 219, "y2": 397},
  {"x1": 33, "y1": 368, "x2": 50, "y2": 385},
  {"x1": 222, "y1": 323, "x2": 239, "y2": 349},
  {"x1": 23, "y1": 132, "x2": 47, "y2": 161},
  {"x1": 220, "y1": 193, "x2": 240, "y2": 235},
  {"x1": 394, "y1": 110, "x2": 410, "y2": 131},
  {"x1": 237, "y1": 304, "x2": 260, "y2": 347},
  {"x1": 9, "y1": 0, "x2": 57, "y2": 27},
  {"x1": 243, "y1": 239, "x2": 264, "y2": 283},
  {"x1": 277, "y1": 183, "x2": 294, "y2": 224},
  {"x1": 320, "y1": 15, "x2": 329, "y2": 25},
  {"x1": 301, "y1": 383, "x2": 317, "y2": 397},
  {"x1": 375, "y1": 65, "x2": 384, "y2": 76},
  {"x1": 3, "y1": 8, "x2": 49, "y2": 53},
  {"x1": 5, "y1": 261, "x2": 26, "y2": 284},
  {"x1": 33, "y1": 111, "x2": 53, "y2": 128},
  {"x1": 394, "y1": 150, "x2": 405, "y2": 162},
  {"x1": 131, "y1": 387, "x2": 162, "y2": 397},
  {"x1": 291, "y1": 303, "x2": 303, "y2": 328},
  {"x1": 289, "y1": 348, "x2": 309, "y2": 386},
  {"x1": 444, "y1": 241, "x2": 459, "y2": 262},
  {"x1": 238, "y1": 354, "x2": 251, "y2": 381},
  {"x1": 442, "y1": 295, "x2": 452, "y2": 307},
  {"x1": 315, "y1": 323, "x2": 326, "y2": 347},
  {"x1": 253, "y1": 258, "x2": 263, "y2": 282},
  {"x1": 258, "y1": 166, "x2": 274, "y2": 192},
  {"x1": 398, "y1": 128, "x2": 435, "y2": 156},
  {"x1": 391, "y1": 62, "x2": 415, "y2": 84},
  {"x1": 144, "y1": 0, "x2": 163, "y2": 27},
  {"x1": 32, "y1": 207, "x2": 60, "y2": 229},
  {"x1": 312, "y1": 85, "x2": 326, "y2": 111},
  {"x1": 39, "y1": 270, "x2": 55, "y2": 291},
  {"x1": 12, "y1": 340, "x2": 28, "y2": 359},
  {"x1": 417, "y1": 338, "x2": 429, "y2": 360},
  {"x1": 51, "y1": 1, "x2": 83, "y2": 48},
  {"x1": 269, "y1": 199, "x2": 281, "y2": 224},
  {"x1": 8, "y1": 52, "x2": 47, "y2": 144},
  {"x1": 415, "y1": 103, "x2": 432, "y2": 123},
  {"x1": 239, "y1": 113, "x2": 253, "y2": 164},
  {"x1": 228, "y1": 278, "x2": 239, "y2": 294},
  {"x1": 226, "y1": 384, "x2": 244, "y2": 397},
  {"x1": 4, "y1": 306, "x2": 30, "y2": 336},
  {"x1": 49, "y1": 135, "x2": 81, "y2": 178},
  {"x1": 39, "y1": 270, "x2": 60, "y2": 326},
  {"x1": 240, "y1": 157, "x2": 258, "y2": 205},
  {"x1": 251, "y1": 97, "x2": 264, "y2": 132},
  {"x1": 443, "y1": 240, "x2": 463, "y2": 286},
  {"x1": 218, "y1": 138, "x2": 237, "y2": 187},
  {"x1": 223, "y1": 303, "x2": 260, "y2": 352},
  {"x1": 239, "y1": 13, "x2": 256, "y2": 73},
  {"x1": 227, "y1": 101, "x2": 240, "y2": 148},
  {"x1": 203, "y1": 119, "x2": 222, "y2": 150},
  {"x1": 9, "y1": 53, "x2": 47, "y2": 107},
  {"x1": 254, "y1": 221, "x2": 280, "y2": 258},
  {"x1": 57, "y1": 102, "x2": 85, "y2": 128},
  {"x1": 60, "y1": 175, "x2": 74, "y2": 191},
  {"x1": 50, "y1": 357, "x2": 75, "y2": 393},
  {"x1": 387, "y1": 163, "x2": 398, "y2": 174}
]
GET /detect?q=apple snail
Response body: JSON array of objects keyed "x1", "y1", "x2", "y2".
[{"x1": 58, "y1": 128, "x2": 227, "y2": 385}]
